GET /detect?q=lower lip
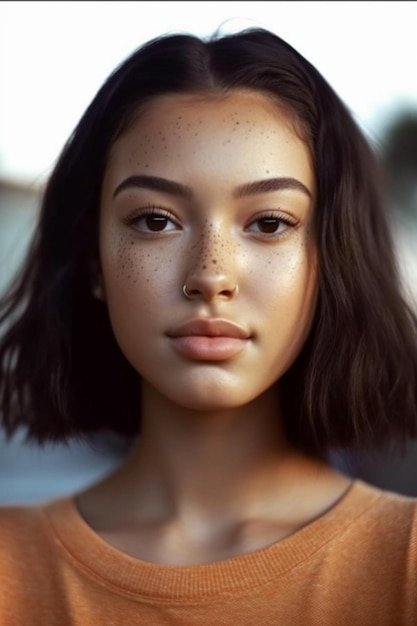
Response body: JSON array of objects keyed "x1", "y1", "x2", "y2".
[{"x1": 169, "y1": 336, "x2": 248, "y2": 360}]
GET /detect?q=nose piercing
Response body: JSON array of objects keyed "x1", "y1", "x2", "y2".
[
  {"x1": 182, "y1": 283, "x2": 238, "y2": 299},
  {"x1": 183, "y1": 284, "x2": 193, "y2": 299}
]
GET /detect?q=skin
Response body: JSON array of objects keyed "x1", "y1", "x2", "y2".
[
  {"x1": 100, "y1": 91, "x2": 317, "y2": 410},
  {"x1": 78, "y1": 91, "x2": 350, "y2": 566}
]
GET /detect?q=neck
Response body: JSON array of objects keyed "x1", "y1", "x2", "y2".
[
  {"x1": 139, "y1": 383, "x2": 286, "y2": 512},
  {"x1": 77, "y1": 384, "x2": 350, "y2": 565},
  {"x1": 95, "y1": 383, "x2": 328, "y2": 528}
]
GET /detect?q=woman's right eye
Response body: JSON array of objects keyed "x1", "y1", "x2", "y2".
[{"x1": 127, "y1": 208, "x2": 180, "y2": 233}]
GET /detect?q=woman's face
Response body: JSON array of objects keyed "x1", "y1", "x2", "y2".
[{"x1": 99, "y1": 91, "x2": 317, "y2": 411}]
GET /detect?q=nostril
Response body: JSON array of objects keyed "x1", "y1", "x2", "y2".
[
  {"x1": 225, "y1": 285, "x2": 238, "y2": 297},
  {"x1": 218, "y1": 285, "x2": 239, "y2": 299},
  {"x1": 183, "y1": 284, "x2": 200, "y2": 300},
  {"x1": 182, "y1": 281, "x2": 238, "y2": 301}
]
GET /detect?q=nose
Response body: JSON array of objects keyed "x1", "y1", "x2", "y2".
[{"x1": 182, "y1": 226, "x2": 238, "y2": 302}]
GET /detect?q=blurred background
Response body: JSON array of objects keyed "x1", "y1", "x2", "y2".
[{"x1": 0, "y1": 0, "x2": 416, "y2": 504}]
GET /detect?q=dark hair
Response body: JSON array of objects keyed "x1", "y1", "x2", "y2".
[{"x1": 1, "y1": 28, "x2": 417, "y2": 454}]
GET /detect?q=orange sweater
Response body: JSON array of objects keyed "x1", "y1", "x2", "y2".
[{"x1": 0, "y1": 481, "x2": 416, "y2": 625}]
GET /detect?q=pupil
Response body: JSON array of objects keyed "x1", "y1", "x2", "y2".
[
  {"x1": 146, "y1": 215, "x2": 167, "y2": 231},
  {"x1": 259, "y1": 218, "x2": 279, "y2": 233}
]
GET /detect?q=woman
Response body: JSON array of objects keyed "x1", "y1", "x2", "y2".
[{"x1": 0, "y1": 28, "x2": 416, "y2": 625}]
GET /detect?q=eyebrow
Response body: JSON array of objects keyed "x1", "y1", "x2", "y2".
[
  {"x1": 234, "y1": 177, "x2": 312, "y2": 199},
  {"x1": 112, "y1": 175, "x2": 312, "y2": 200},
  {"x1": 113, "y1": 175, "x2": 193, "y2": 199}
]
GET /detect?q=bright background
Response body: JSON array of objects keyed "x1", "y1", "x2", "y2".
[{"x1": 1, "y1": 0, "x2": 416, "y2": 187}]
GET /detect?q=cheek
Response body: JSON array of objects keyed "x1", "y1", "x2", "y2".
[
  {"x1": 250, "y1": 232, "x2": 314, "y2": 282},
  {"x1": 100, "y1": 228, "x2": 175, "y2": 312},
  {"x1": 255, "y1": 236, "x2": 317, "y2": 320}
]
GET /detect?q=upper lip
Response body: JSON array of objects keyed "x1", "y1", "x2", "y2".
[{"x1": 168, "y1": 319, "x2": 251, "y2": 339}]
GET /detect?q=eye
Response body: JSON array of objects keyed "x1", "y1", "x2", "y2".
[
  {"x1": 246, "y1": 212, "x2": 298, "y2": 236},
  {"x1": 126, "y1": 206, "x2": 180, "y2": 233}
]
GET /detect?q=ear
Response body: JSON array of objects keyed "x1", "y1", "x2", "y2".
[
  {"x1": 91, "y1": 261, "x2": 106, "y2": 302},
  {"x1": 92, "y1": 277, "x2": 106, "y2": 302}
]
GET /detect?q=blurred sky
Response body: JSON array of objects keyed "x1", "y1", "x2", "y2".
[{"x1": 0, "y1": 0, "x2": 416, "y2": 187}]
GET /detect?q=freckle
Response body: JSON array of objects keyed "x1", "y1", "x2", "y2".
[
  {"x1": 212, "y1": 259, "x2": 217, "y2": 264},
  {"x1": 202, "y1": 264, "x2": 207, "y2": 269}
]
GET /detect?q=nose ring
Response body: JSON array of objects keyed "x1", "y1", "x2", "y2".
[{"x1": 183, "y1": 284, "x2": 193, "y2": 300}]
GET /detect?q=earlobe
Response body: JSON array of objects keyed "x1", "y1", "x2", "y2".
[
  {"x1": 92, "y1": 279, "x2": 106, "y2": 302},
  {"x1": 91, "y1": 267, "x2": 106, "y2": 302},
  {"x1": 90, "y1": 256, "x2": 106, "y2": 302}
]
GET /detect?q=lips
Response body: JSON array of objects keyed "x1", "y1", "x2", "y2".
[
  {"x1": 169, "y1": 319, "x2": 250, "y2": 339},
  {"x1": 167, "y1": 319, "x2": 251, "y2": 360}
]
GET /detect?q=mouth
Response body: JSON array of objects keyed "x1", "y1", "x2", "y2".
[{"x1": 167, "y1": 319, "x2": 251, "y2": 361}]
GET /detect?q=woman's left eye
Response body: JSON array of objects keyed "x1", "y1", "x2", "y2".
[{"x1": 246, "y1": 214, "x2": 297, "y2": 236}]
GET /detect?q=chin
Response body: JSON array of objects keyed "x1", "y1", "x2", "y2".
[
  {"x1": 170, "y1": 390, "x2": 247, "y2": 412},
  {"x1": 150, "y1": 379, "x2": 253, "y2": 412}
]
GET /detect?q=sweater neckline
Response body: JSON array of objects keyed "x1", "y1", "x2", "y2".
[{"x1": 43, "y1": 480, "x2": 381, "y2": 601}]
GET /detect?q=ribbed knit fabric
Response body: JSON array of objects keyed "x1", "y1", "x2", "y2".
[{"x1": 0, "y1": 480, "x2": 416, "y2": 625}]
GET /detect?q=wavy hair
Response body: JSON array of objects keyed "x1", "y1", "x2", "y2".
[{"x1": 1, "y1": 28, "x2": 417, "y2": 453}]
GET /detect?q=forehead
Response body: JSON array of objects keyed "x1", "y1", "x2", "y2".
[
  {"x1": 111, "y1": 89, "x2": 307, "y2": 152},
  {"x1": 138, "y1": 90, "x2": 295, "y2": 125},
  {"x1": 104, "y1": 90, "x2": 315, "y2": 198}
]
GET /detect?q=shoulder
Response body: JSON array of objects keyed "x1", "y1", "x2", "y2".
[
  {"x1": 0, "y1": 500, "x2": 52, "y2": 530},
  {"x1": 0, "y1": 498, "x2": 70, "y2": 572},
  {"x1": 0, "y1": 501, "x2": 51, "y2": 563},
  {"x1": 324, "y1": 481, "x2": 417, "y2": 591},
  {"x1": 349, "y1": 480, "x2": 417, "y2": 532},
  {"x1": 0, "y1": 501, "x2": 46, "y2": 541},
  {"x1": 0, "y1": 499, "x2": 76, "y2": 621},
  {"x1": 330, "y1": 480, "x2": 417, "y2": 549},
  {"x1": 286, "y1": 481, "x2": 417, "y2": 622}
]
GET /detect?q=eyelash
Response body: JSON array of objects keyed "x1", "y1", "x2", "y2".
[
  {"x1": 124, "y1": 205, "x2": 180, "y2": 233},
  {"x1": 124, "y1": 206, "x2": 299, "y2": 238},
  {"x1": 246, "y1": 211, "x2": 299, "y2": 238}
]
